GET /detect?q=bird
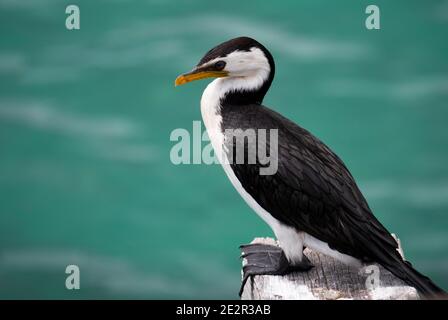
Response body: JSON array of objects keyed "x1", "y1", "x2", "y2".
[{"x1": 175, "y1": 36, "x2": 445, "y2": 298}]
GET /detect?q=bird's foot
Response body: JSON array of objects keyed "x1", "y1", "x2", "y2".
[{"x1": 239, "y1": 243, "x2": 314, "y2": 296}]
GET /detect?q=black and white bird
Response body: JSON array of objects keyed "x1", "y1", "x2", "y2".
[{"x1": 175, "y1": 37, "x2": 445, "y2": 298}]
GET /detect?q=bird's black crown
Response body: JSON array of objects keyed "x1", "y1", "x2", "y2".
[{"x1": 197, "y1": 36, "x2": 273, "y2": 67}]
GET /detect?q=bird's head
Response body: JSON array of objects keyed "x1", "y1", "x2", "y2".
[{"x1": 175, "y1": 37, "x2": 275, "y2": 103}]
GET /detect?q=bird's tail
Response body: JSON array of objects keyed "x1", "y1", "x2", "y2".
[
  {"x1": 360, "y1": 224, "x2": 446, "y2": 298},
  {"x1": 381, "y1": 253, "x2": 446, "y2": 299}
]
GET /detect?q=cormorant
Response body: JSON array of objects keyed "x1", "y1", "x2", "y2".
[{"x1": 175, "y1": 36, "x2": 445, "y2": 298}]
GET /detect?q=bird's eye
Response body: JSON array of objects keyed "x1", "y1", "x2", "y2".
[{"x1": 214, "y1": 61, "x2": 226, "y2": 70}]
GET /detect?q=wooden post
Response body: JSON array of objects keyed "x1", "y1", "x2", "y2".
[{"x1": 240, "y1": 237, "x2": 419, "y2": 300}]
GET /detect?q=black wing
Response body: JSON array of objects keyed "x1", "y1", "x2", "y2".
[{"x1": 221, "y1": 103, "x2": 399, "y2": 262}]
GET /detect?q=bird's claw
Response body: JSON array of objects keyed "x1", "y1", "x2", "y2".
[{"x1": 239, "y1": 243, "x2": 314, "y2": 296}]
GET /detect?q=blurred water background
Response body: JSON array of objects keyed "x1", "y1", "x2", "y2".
[{"x1": 0, "y1": 0, "x2": 447, "y2": 299}]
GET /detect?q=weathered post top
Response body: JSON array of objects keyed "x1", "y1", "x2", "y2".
[{"x1": 240, "y1": 237, "x2": 419, "y2": 300}]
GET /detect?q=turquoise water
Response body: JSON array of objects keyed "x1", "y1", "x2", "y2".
[{"x1": 0, "y1": 0, "x2": 447, "y2": 298}]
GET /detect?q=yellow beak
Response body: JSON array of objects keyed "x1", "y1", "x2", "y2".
[{"x1": 175, "y1": 69, "x2": 228, "y2": 86}]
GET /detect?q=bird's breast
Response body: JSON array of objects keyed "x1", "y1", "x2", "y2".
[{"x1": 201, "y1": 79, "x2": 226, "y2": 161}]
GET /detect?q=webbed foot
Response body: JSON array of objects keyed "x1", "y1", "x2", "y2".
[{"x1": 239, "y1": 243, "x2": 314, "y2": 296}]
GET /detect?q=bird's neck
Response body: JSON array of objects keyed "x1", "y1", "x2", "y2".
[
  {"x1": 200, "y1": 73, "x2": 272, "y2": 153},
  {"x1": 202, "y1": 69, "x2": 274, "y2": 111}
]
